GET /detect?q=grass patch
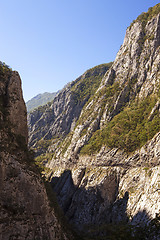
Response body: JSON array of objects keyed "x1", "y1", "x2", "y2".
[{"x1": 129, "y1": 3, "x2": 160, "y2": 30}]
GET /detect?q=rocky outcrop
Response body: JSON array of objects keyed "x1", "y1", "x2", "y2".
[
  {"x1": 26, "y1": 92, "x2": 58, "y2": 113},
  {"x1": 28, "y1": 63, "x2": 112, "y2": 155},
  {"x1": 0, "y1": 153, "x2": 69, "y2": 240},
  {"x1": 47, "y1": 132, "x2": 160, "y2": 232},
  {"x1": 28, "y1": 4, "x2": 160, "y2": 239},
  {"x1": 56, "y1": 9, "x2": 160, "y2": 162},
  {"x1": 0, "y1": 69, "x2": 28, "y2": 142},
  {"x1": 0, "y1": 63, "x2": 72, "y2": 240}
]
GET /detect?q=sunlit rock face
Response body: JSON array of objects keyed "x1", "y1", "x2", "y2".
[
  {"x1": 0, "y1": 66, "x2": 71, "y2": 240},
  {"x1": 27, "y1": 63, "x2": 111, "y2": 155},
  {"x1": 28, "y1": 5, "x2": 160, "y2": 239},
  {"x1": 48, "y1": 135, "x2": 160, "y2": 231}
]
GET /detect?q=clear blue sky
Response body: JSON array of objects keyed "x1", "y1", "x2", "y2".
[{"x1": 0, "y1": 0, "x2": 159, "y2": 102}]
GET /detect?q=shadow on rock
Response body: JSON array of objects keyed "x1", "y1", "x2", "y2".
[
  {"x1": 48, "y1": 170, "x2": 160, "y2": 239},
  {"x1": 49, "y1": 170, "x2": 125, "y2": 232}
]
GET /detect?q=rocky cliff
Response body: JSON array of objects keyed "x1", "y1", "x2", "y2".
[
  {"x1": 26, "y1": 92, "x2": 58, "y2": 113},
  {"x1": 28, "y1": 63, "x2": 112, "y2": 156},
  {"x1": 28, "y1": 4, "x2": 160, "y2": 239},
  {"x1": 0, "y1": 63, "x2": 72, "y2": 240}
]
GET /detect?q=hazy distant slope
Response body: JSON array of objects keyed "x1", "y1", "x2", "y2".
[
  {"x1": 28, "y1": 4, "x2": 160, "y2": 239},
  {"x1": 26, "y1": 92, "x2": 57, "y2": 112}
]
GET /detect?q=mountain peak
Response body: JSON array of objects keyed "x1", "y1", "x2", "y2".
[
  {"x1": 26, "y1": 91, "x2": 58, "y2": 112},
  {"x1": 27, "y1": 5, "x2": 160, "y2": 238}
]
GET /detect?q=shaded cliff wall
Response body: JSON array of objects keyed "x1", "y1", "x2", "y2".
[{"x1": 0, "y1": 65, "x2": 72, "y2": 240}]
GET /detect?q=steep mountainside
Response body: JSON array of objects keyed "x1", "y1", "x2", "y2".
[
  {"x1": 28, "y1": 4, "x2": 160, "y2": 239},
  {"x1": 28, "y1": 63, "x2": 112, "y2": 156},
  {"x1": 0, "y1": 62, "x2": 72, "y2": 240},
  {"x1": 26, "y1": 92, "x2": 58, "y2": 112}
]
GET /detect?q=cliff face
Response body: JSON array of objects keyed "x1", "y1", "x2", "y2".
[
  {"x1": 56, "y1": 9, "x2": 160, "y2": 162},
  {"x1": 28, "y1": 63, "x2": 112, "y2": 155},
  {"x1": 0, "y1": 64, "x2": 71, "y2": 240},
  {"x1": 48, "y1": 133, "x2": 160, "y2": 233},
  {"x1": 0, "y1": 69, "x2": 28, "y2": 142},
  {"x1": 26, "y1": 92, "x2": 58, "y2": 113},
  {"x1": 28, "y1": 4, "x2": 160, "y2": 239}
]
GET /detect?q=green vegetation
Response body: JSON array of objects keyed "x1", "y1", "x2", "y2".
[
  {"x1": 34, "y1": 139, "x2": 52, "y2": 153},
  {"x1": 59, "y1": 81, "x2": 121, "y2": 156},
  {"x1": 0, "y1": 61, "x2": 12, "y2": 72},
  {"x1": 26, "y1": 92, "x2": 57, "y2": 112},
  {"x1": 76, "y1": 81, "x2": 121, "y2": 127},
  {"x1": 0, "y1": 61, "x2": 12, "y2": 81},
  {"x1": 34, "y1": 153, "x2": 53, "y2": 171},
  {"x1": 81, "y1": 95, "x2": 160, "y2": 155},
  {"x1": 60, "y1": 133, "x2": 73, "y2": 155},
  {"x1": 71, "y1": 63, "x2": 112, "y2": 104},
  {"x1": 51, "y1": 132, "x2": 73, "y2": 158},
  {"x1": 128, "y1": 3, "x2": 160, "y2": 65},
  {"x1": 129, "y1": 3, "x2": 160, "y2": 29}
]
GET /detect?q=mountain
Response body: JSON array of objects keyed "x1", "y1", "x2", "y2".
[
  {"x1": 26, "y1": 92, "x2": 58, "y2": 112},
  {"x1": 28, "y1": 63, "x2": 112, "y2": 154},
  {"x1": 0, "y1": 62, "x2": 73, "y2": 239},
  {"x1": 28, "y1": 4, "x2": 160, "y2": 239}
]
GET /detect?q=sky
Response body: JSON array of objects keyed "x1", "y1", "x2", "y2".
[{"x1": 0, "y1": 0, "x2": 159, "y2": 102}]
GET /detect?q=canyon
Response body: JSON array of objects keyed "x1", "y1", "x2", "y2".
[
  {"x1": 28, "y1": 4, "x2": 160, "y2": 239},
  {"x1": 0, "y1": 3, "x2": 159, "y2": 240}
]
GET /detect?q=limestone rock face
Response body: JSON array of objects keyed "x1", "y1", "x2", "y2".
[
  {"x1": 101, "y1": 13, "x2": 160, "y2": 99},
  {"x1": 0, "y1": 65, "x2": 71, "y2": 240},
  {"x1": 28, "y1": 5, "x2": 160, "y2": 239},
  {"x1": 43, "y1": 10, "x2": 160, "y2": 166},
  {"x1": 26, "y1": 92, "x2": 58, "y2": 113},
  {"x1": 43, "y1": 12, "x2": 160, "y2": 167},
  {"x1": 48, "y1": 133, "x2": 160, "y2": 232},
  {"x1": 28, "y1": 64, "x2": 111, "y2": 154}
]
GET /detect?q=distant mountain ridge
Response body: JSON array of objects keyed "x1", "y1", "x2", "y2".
[
  {"x1": 26, "y1": 92, "x2": 58, "y2": 112},
  {"x1": 27, "y1": 4, "x2": 160, "y2": 239}
]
